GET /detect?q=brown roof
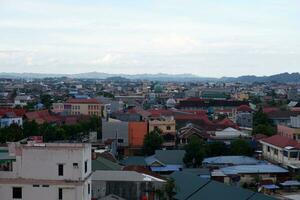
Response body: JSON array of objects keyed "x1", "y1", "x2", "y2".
[
  {"x1": 260, "y1": 135, "x2": 300, "y2": 149},
  {"x1": 237, "y1": 105, "x2": 253, "y2": 112},
  {"x1": 266, "y1": 110, "x2": 300, "y2": 119},
  {"x1": 0, "y1": 108, "x2": 26, "y2": 117},
  {"x1": 25, "y1": 110, "x2": 59, "y2": 124}
]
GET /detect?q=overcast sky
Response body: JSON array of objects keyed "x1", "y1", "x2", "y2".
[{"x1": 0, "y1": 0, "x2": 299, "y2": 77}]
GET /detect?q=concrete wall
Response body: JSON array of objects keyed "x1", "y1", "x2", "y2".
[
  {"x1": 102, "y1": 121, "x2": 129, "y2": 147},
  {"x1": 148, "y1": 119, "x2": 176, "y2": 134},
  {"x1": 0, "y1": 180, "x2": 91, "y2": 200}
]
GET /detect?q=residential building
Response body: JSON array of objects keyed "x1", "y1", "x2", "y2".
[
  {"x1": 0, "y1": 142, "x2": 92, "y2": 200},
  {"x1": 102, "y1": 120, "x2": 129, "y2": 147},
  {"x1": 65, "y1": 98, "x2": 102, "y2": 116},
  {"x1": 260, "y1": 135, "x2": 300, "y2": 170},
  {"x1": 92, "y1": 170, "x2": 165, "y2": 200},
  {"x1": 211, "y1": 164, "x2": 288, "y2": 185},
  {"x1": 171, "y1": 171, "x2": 277, "y2": 200},
  {"x1": 277, "y1": 124, "x2": 300, "y2": 141},
  {"x1": 127, "y1": 121, "x2": 148, "y2": 155},
  {"x1": 0, "y1": 112, "x2": 22, "y2": 128}
]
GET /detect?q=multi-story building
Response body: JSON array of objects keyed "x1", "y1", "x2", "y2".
[
  {"x1": 0, "y1": 142, "x2": 92, "y2": 200},
  {"x1": 64, "y1": 98, "x2": 102, "y2": 116},
  {"x1": 260, "y1": 135, "x2": 300, "y2": 170}
]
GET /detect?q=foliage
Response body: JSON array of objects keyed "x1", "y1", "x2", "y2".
[
  {"x1": 230, "y1": 139, "x2": 253, "y2": 156},
  {"x1": 252, "y1": 107, "x2": 276, "y2": 136},
  {"x1": 0, "y1": 116, "x2": 102, "y2": 143},
  {"x1": 143, "y1": 128, "x2": 163, "y2": 156},
  {"x1": 40, "y1": 94, "x2": 53, "y2": 109},
  {"x1": 164, "y1": 178, "x2": 176, "y2": 200},
  {"x1": 0, "y1": 124, "x2": 23, "y2": 143},
  {"x1": 206, "y1": 141, "x2": 228, "y2": 157},
  {"x1": 183, "y1": 136, "x2": 206, "y2": 167}
]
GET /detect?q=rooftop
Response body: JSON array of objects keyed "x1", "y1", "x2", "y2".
[
  {"x1": 202, "y1": 156, "x2": 263, "y2": 166},
  {"x1": 92, "y1": 170, "x2": 165, "y2": 182},
  {"x1": 260, "y1": 135, "x2": 300, "y2": 149}
]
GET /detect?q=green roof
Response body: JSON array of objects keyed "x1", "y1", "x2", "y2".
[
  {"x1": 171, "y1": 171, "x2": 278, "y2": 200},
  {"x1": 92, "y1": 157, "x2": 122, "y2": 171},
  {"x1": 120, "y1": 156, "x2": 147, "y2": 166}
]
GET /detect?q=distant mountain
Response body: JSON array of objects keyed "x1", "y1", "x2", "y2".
[
  {"x1": 220, "y1": 72, "x2": 300, "y2": 83},
  {"x1": 0, "y1": 72, "x2": 299, "y2": 83}
]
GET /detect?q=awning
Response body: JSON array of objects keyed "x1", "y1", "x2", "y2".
[
  {"x1": 262, "y1": 184, "x2": 280, "y2": 190},
  {"x1": 280, "y1": 180, "x2": 300, "y2": 187}
]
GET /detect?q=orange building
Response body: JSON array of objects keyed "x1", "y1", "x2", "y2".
[{"x1": 127, "y1": 121, "x2": 148, "y2": 155}]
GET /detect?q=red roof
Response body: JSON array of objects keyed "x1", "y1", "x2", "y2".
[
  {"x1": 25, "y1": 110, "x2": 59, "y2": 124},
  {"x1": 260, "y1": 135, "x2": 300, "y2": 149},
  {"x1": 147, "y1": 109, "x2": 173, "y2": 117},
  {"x1": 180, "y1": 110, "x2": 207, "y2": 115},
  {"x1": 217, "y1": 118, "x2": 236, "y2": 127},
  {"x1": 66, "y1": 98, "x2": 101, "y2": 104},
  {"x1": 237, "y1": 105, "x2": 253, "y2": 112},
  {"x1": 0, "y1": 108, "x2": 26, "y2": 117},
  {"x1": 175, "y1": 114, "x2": 213, "y2": 125},
  {"x1": 263, "y1": 107, "x2": 279, "y2": 113}
]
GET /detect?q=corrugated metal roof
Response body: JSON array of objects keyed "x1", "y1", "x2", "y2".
[{"x1": 220, "y1": 164, "x2": 288, "y2": 175}]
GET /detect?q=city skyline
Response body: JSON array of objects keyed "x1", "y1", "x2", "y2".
[{"x1": 0, "y1": 0, "x2": 300, "y2": 77}]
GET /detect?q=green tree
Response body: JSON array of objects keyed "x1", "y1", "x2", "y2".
[
  {"x1": 164, "y1": 178, "x2": 176, "y2": 200},
  {"x1": 183, "y1": 136, "x2": 206, "y2": 167},
  {"x1": 40, "y1": 94, "x2": 53, "y2": 109},
  {"x1": 252, "y1": 108, "x2": 276, "y2": 136},
  {"x1": 0, "y1": 124, "x2": 23, "y2": 142},
  {"x1": 23, "y1": 120, "x2": 39, "y2": 137},
  {"x1": 206, "y1": 141, "x2": 227, "y2": 157},
  {"x1": 143, "y1": 128, "x2": 163, "y2": 156},
  {"x1": 230, "y1": 139, "x2": 253, "y2": 156}
]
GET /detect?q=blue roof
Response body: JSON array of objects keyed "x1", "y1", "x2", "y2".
[
  {"x1": 280, "y1": 180, "x2": 300, "y2": 186},
  {"x1": 262, "y1": 184, "x2": 280, "y2": 190},
  {"x1": 202, "y1": 156, "x2": 263, "y2": 166},
  {"x1": 220, "y1": 164, "x2": 288, "y2": 175},
  {"x1": 150, "y1": 165, "x2": 182, "y2": 172}
]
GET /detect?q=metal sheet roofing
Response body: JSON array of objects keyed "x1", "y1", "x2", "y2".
[
  {"x1": 220, "y1": 164, "x2": 288, "y2": 175},
  {"x1": 202, "y1": 156, "x2": 262, "y2": 166}
]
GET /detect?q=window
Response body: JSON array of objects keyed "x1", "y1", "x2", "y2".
[
  {"x1": 267, "y1": 146, "x2": 270, "y2": 152},
  {"x1": 274, "y1": 149, "x2": 278, "y2": 155},
  {"x1": 88, "y1": 184, "x2": 90, "y2": 195},
  {"x1": 12, "y1": 187, "x2": 22, "y2": 199},
  {"x1": 117, "y1": 139, "x2": 124, "y2": 143},
  {"x1": 58, "y1": 164, "x2": 64, "y2": 176},
  {"x1": 58, "y1": 188, "x2": 63, "y2": 200},
  {"x1": 85, "y1": 161, "x2": 88, "y2": 173},
  {"x1": 42, "y1": 185, "x2": 49, "y2": 187},
  {"x1": 73, "y1": 163, "x2": 79, "y2": 168},
  {"x1": 33, "y1": 185, "x2": 39, "y2": 187},
  {"x1": 166, "y1": 126, "x2": 171, "y2": 130}
]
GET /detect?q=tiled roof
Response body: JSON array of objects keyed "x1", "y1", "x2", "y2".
[
  {"x1": 260, "y1": 135, "x2": 300, "y2": 149},
  {"x1": 237, "y1": 105, "x2": 253, "y2": 112},
  {"x1": 0, "y1": 108, "x2": 26, "y2": 117},
  {"x1": 25, "y1": 110, "x2": 59, "y2": 124},
  {"x1": 266, "y1": 110, "x2": 300, "y2": 119},
  {"x1": 216, "y1": 118, "x2": 237, "y2": 127}
]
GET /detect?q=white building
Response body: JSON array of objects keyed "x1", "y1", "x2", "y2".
[
  {"x1": 0, "y1": 113, "x2": 23, "y2": 128},
  {"x1": 0, "y1": 142, "x2": 92, "y2": 200},
  {"x1": 260, "y1": 135, "x2": 300, "y2": 170}
]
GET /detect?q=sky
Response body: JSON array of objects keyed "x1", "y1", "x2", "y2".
[{"x1": 0, "y1": 0, "x2": 299, "y2": 77}]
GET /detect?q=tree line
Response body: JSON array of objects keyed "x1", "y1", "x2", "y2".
[{"x1": 0, "y1": 116, "x2": 102, "y2": 143}]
